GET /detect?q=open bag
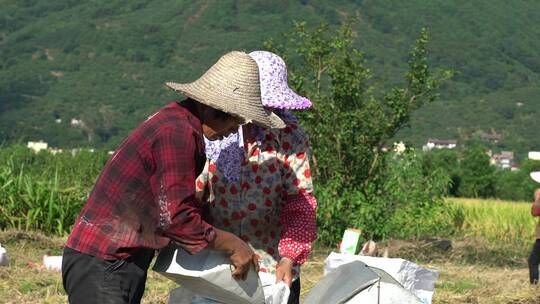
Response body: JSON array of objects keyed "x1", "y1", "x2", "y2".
[{"x1": 153, "y1": 244, "x2": 265, "y2": 304}]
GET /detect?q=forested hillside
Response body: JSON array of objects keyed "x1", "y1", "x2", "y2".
[{"x1": 1, "y1": 0, "x2": 539, "y2": 157}]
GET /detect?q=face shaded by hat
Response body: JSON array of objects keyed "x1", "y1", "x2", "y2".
[{"x1": 166, "y1": 51, "x2": 285, "y2": 129}]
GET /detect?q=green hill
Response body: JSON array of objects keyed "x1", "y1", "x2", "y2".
[{"x1": 1, "y1": 0, "x2": 539, "y2": 157}]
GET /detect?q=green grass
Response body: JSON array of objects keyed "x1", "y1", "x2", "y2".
[{"x1": 438, "y1": 278, "x2": 480, "y2": 294}]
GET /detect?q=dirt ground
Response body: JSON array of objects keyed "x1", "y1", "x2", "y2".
[{"x1": 1, "y1": 231, "x2": 539, "y2": 303}]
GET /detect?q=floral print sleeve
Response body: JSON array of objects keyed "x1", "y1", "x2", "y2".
[
  {"x1": 279, "y1": 193, "x2": 317, "y2": 265},
  {"x1": 278, "y1": 123, "x2": 314, "y2": 195},
  {"x1": 277, "y1": 123, "x2": 317, "y2": 265}
]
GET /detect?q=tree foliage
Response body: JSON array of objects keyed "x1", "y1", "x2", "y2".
[
  {"x1": 266, "y1": 20, "x2": 452, "y2": 242},
  {"x1": 421, "y1": 148, "x2": 540, "y2": 201},
  {"x1": 266, "y1": 20, "x2": 451, "y2": 191}
]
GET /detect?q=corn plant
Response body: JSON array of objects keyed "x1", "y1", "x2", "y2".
[{"x1": 0, "y1": 146, "x2": 107, "y2": 235}]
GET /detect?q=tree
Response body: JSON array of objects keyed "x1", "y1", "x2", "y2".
[
  {"x1": 265, "y1": 20, "x2": 452, "y2": 241},
  {"x1": 495, "y1": 159, "x2": 540, "y2": 201},
  {"x1": 422, "y1": 149, "x2": 461, "y2": 196},
  {"x1": 266, "y1": 19, "x2": 451, "y2": 194},
  {"x1": 459, "y1": 145, "x2": 496, "y2": 198}
]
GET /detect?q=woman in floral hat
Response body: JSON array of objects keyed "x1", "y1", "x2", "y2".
[{"x1": 187, "y1": 51, "x2": 317, "y2": 304}]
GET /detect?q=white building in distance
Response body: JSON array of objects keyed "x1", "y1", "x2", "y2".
[
  {"x1": 490, "y1": 151, "x2": 514, "y2": 170},
  {"x1": 27, "y1": 141, "x2": 48, "y2": 153},
  {"x1": 423, "y1": 139, "x2": 457, "y2": 151}
]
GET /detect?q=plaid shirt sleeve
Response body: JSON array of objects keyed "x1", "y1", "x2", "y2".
[{"x1": 153, "y1": 126, "x2": 216, "y2": 254}]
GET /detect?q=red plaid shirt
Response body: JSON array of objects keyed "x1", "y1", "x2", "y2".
[{"x1": 66, "y1": 102, "x2": 215, "y2": 260}]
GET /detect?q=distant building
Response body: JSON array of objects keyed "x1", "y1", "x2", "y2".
[
  {"x1": 423, "y1": 139, "x2": 457, "y2": 151},
  {"x1": 490, "y1": 151, "x2": 514, "y2": 169},
  {"x1": 529, "y1": 151, "x2": 540, "y2": 161},
  {"x1": 70, "y1": 148, "x2": 96, "y2": 156},
  {"x1": 48, "y1": 148, "x2": 63, "y2": 155},
  {"x1": 70, "y1": 118, "x2": 82, "y2": 126},
  {"x1": 480, "y1": 131, "x2": 502, "y2": 143},
  {"x1": 27, "y1": 141, "x2": 48, "y2": 153},
  {"x1": 393, "y1": 141, "x2": 406, "y2": 154}
]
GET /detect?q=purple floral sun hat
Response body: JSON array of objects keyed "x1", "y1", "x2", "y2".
[
  {"x1": 249, "y1": 51, "x2": 312, "y2": 110},
  {"x1": 204, "y1": 51, "x2": 310, "y2": 182}
]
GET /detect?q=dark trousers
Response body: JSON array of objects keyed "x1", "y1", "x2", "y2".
[
  {"x1": 62, "y1": 247, "x2": 154, "y2": 304},
  {"x1": 287, "y1": 278, "x2": 301, "y2": 304},
  {"x1": 529, "y1": 239, "x2": 540, "y2": 284}
]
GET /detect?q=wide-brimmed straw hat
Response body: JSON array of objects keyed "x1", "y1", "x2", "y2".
[
  {"x1": 249, "y1": 51, "x2": 312, "y2": 110},
  {"x1": 165, "y1": 51, "x2": 285, "y2": 129},
  {"x1": 531, "y1": 172, "x2": 540, "y2": 183},
  {"x1": 529, "y1": 153, "x2": 540, "y2": 183}
]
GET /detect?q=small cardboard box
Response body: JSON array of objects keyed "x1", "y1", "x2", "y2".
[{"x1": 339, "y1": 228, "x2": 363, "y2": 254}]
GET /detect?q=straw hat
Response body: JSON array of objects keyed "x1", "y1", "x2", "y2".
[
  {"x1": 165, "y1": 51, "x2": 285, "y2": 129},
  {"x1": 531, "y1": 172, "x2": 540, "y2": 183}
]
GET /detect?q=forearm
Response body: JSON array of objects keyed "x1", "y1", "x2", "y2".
[{"x1": 207, "y1": 228, "x2": 240, "y2": 254}]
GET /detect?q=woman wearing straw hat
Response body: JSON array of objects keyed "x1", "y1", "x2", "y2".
[
  {"x1": 187, "y1": 51, "x2": 317, "y2": 304},
  {"x1": 62, "y1": 51, "x2": 285, "y2": 304}
]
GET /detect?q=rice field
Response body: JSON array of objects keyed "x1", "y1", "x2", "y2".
[{"x1": 448, "y1": 197, "x2": 536, "y2": 251}]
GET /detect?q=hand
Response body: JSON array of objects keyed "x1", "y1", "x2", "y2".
[
  {"x1": 207, "y1": 229, "x2": 258, "y2": 280},
  {"x1": 229, "y1": 239, "x2": 258, "y2": 280},
  {"x1": 275, "y1": 257, "x2": 294, "y2": 287}
]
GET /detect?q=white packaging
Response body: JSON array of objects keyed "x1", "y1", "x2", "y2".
[
  {"x1": 0, "y1": 243, "x2": 8, "y2": 266},
  {"x1": 43, "y1": 255, "x2": 62, "y2": 271},
  {"x1": 324, "y1": 252, "x2": 438, "y2": 304},
  {"x1": 259, "y1": 272, "x2": 290, "y2": 304},
  {"x1": 154, "y1": 245, "x2": 265, "y2": 304},
  {"x1": 345, "y1": 281, "x2": 422, "y2": 304}
]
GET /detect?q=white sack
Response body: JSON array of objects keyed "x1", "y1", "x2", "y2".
[
  {"x1": 259, "y1": 272, "x2": 290, "y2": 304},
  {"x1": 325, "y1": 252, "x2": 438, "y2": 304},
  {"x1": 0, "y1": 243, "x2": 8, "y2": 266},
  {"x1": 346, "y1": 281, "x2": 422, "y2": 304},
  {"x1": 43, "y1": 255, "x2": 62, "y2": 271},
  {"x1": 154, "y1": 246, "x2": 265, "y2": 304}
]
